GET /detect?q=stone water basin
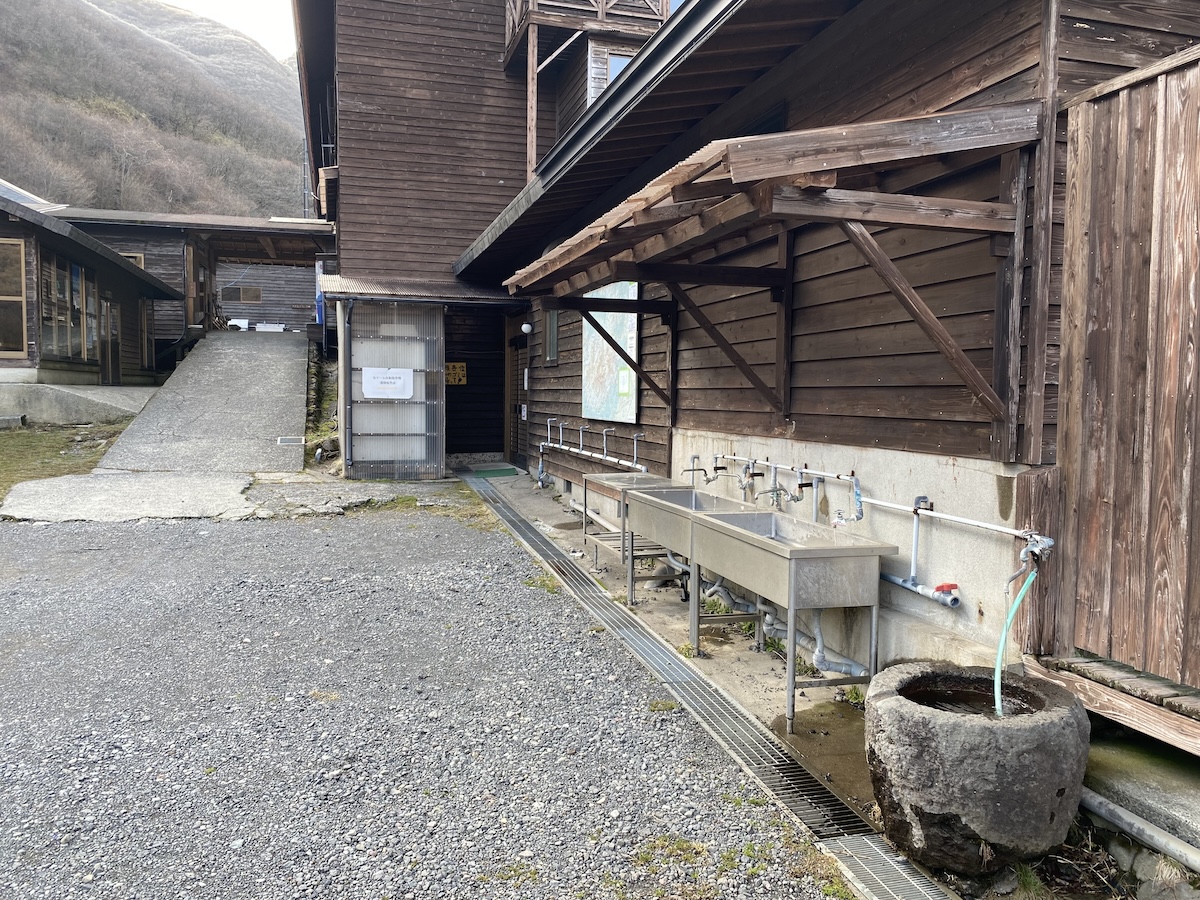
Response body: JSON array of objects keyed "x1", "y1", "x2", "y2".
[
  {"x1": 624, "y1": 487, "x2": 755, "y2": 556},
  {"x1": 692, "y1": 510, "x2": 897, "y2": 609}
]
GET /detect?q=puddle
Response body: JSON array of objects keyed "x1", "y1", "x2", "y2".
[
  {"x1": 773, "y1": 702, "x2": 877, "y2": 820},
  {"x1": 552, "y1": 520, "x2": 584, "y2": 531}
]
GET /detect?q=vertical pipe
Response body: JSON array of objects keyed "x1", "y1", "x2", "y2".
[
  {"x1": 689, "y1": 559, "x2": 700, "y2": 650},
  {"x1": 786, "y1": 595, "x2": 798, "y2": 735}
]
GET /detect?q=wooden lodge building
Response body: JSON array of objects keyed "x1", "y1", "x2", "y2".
[
  {"x1": 0, "y1": 194, "x2": 182, "y2": 386},
  {"x1": 294, "y1": 0, "x2": 1200, "y2": 761}
]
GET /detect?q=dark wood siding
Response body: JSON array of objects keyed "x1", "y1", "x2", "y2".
[
  {"x1": 335, "y1": 0, "x2": 528, "y2": 281},
  {"x1": 445, "y1": 308, "x2": 506, "y2": 454},
  {"x1": 555, "y1": 44, "x2": 589, "y2": 136},
  {"x1": 217, "y1": 264, "x2": 316, "y2": 332}
]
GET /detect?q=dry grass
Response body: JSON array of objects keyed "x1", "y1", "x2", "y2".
[{"x1": 0, "y1": 422, "x2": 130, "y2": 499}]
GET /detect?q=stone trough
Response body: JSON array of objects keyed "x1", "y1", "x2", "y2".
[{"x1": 866, "y1": 661, "x2": 1090, "y2": 874}]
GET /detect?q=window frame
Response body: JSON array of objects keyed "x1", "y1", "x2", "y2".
[
  {"x1": 542, "y1": 307, "x2": 559, "y2": 366},
  {"x1": 0, "y1": 238, "x2": 28, "y2": 359}
]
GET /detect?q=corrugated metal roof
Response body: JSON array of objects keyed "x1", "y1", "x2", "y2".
[
  {"x1": 0, "y1": 178, "x2": 51, "y2": 207},
  {"x1": 54, "y1": 207, "x2": 334, "y2": 236},
  {"x1": 318, "y1": 275, "x2": 524, "y2": 306}
]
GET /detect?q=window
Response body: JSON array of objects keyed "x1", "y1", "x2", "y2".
[
  {"x1": 543, "y1": 308, "x2": 558, "y2": 365},
  {"x1": 0, "y1": 239, "x2": 27, "y2": 357},
  {"x1": 120, "y1": 252, "x2": 145, "y2": 269},
  {"x1": 608, "y1": 53, "x2": 632, "y2": 82},
  {"x1": 39, "y1": 251, "x2": 99, "y2": 363}
]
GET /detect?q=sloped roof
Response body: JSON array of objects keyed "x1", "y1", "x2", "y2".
[
  {"x1": 318, "y1": 274, "x2": 523, "y2": 307},
  {"x1": 0, "y1": 196, "x2": 182, "y2": 301}
]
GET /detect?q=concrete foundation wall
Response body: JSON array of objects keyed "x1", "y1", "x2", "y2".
[
  {"x1": 559, "y1": 427, "x2": 1039, "y2": 674},
  {"x1": 0, "y1": 385, "x2": 155, "y2": 424}
]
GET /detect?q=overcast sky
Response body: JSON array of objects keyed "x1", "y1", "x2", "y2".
[{"x1": 163, "y1": 0, "x2": 297, "y2": 60}]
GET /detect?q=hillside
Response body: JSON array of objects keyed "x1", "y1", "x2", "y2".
[{"x1": 0, "y1": 0, "x2": 305, "y2": 216}]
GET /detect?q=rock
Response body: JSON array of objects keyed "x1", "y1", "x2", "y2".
[{"x1": 866, "y1": 661, "x2": 1090, "y2": 875}]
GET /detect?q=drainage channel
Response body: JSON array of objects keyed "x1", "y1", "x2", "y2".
[{"x1": 459, "y1": 473, "x2": 953, "y2": 900}]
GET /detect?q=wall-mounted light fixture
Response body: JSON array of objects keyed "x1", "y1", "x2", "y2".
[{"x1": 521, "y1": 322, "x2": 533, "y2": 334}]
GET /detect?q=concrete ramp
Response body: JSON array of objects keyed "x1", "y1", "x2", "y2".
[
  {"x1": 0, "y1": 384, "x2": 157, "y2": 424},
  {"x1": 99, "y1": 331, "x2": 308, "y2": 474}
]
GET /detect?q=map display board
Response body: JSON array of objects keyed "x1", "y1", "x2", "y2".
[{"x1": 581, "y1": 282, "x2": 638, "y2": 424}]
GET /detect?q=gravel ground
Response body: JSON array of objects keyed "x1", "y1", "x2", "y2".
[{"x1": 0, "y1": 503, "x2": 834, "y2": 899}]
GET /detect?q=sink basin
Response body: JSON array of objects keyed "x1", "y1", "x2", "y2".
[
  {"x1": 693, "y1": 510, "x2": 897, "y2": 608},
  {"x1": 625, "y1": 487, "x2": 755, "y2": 556}
]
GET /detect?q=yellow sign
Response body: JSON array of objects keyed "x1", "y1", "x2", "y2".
[{"x1": 446, "y1": 362, "x2": 467, "y2": 385}]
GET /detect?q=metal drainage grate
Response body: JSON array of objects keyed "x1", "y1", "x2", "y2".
[
  {"x1": 825, "y1": 835, "x2": 953, "y2": 900},
  {"x1": 277, "y1": 436, "x2": 304, "y2": 445},
  {"x1": 459, "y1": 472, "x2": 955, "y2": 900}
]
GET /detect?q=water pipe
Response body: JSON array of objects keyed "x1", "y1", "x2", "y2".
[
  {"x1": 681, "y1": 455, "x2": 706, "y2": 486},
  {"x1": 1080, "y1": 787, "x2": 1200, "y2": 875},
  {"x1": 601, "y1": 427, "x2": 616, "y2": 457},
  {"x1": 631, "y1": 433, "x2": 646, "y2": 465},
  {"x1": 721, "y1": 456, "x2": 862, "y2": 523},
  {"x1": 879, "y1": 495, "x2": 961, "y2": 607},
  {"x1": 577, "y1": 424, "x2": 589, "y2": 451},
  {"x1": 994, "y1": 535, "x2": 1054, "y2": 716}
]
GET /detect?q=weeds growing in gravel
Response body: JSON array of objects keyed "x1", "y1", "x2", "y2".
[
  {"x1": 633, "y1": 835, "x2": 707, "y2": 874},
  {"x1": 480, "y1": 860, "x2": 538, "y2": 887},
  {"x1": 523, "y1": 571, "x2": 560, "y2": 594},
  {"x1": 676, "y1": 642, "x2": 696, "y2": 659},
  {"x1": 648, "y1": 699, "x2": 678, "y2": 712}
]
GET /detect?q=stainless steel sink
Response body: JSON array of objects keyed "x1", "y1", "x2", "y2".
[
  {"x1": 692, "y1": 510, "x2": 897, "y2": 609},
  {"x1": 625, "y1": 487, "x2": 755, "y2": 556}
]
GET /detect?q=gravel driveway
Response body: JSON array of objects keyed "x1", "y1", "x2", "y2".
[{"x1": 0, "y1": 504, "x2": 831, "y2": 899}]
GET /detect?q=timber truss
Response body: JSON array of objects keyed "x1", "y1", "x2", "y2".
[{"x1": 506, "y1": 101, "x2": 1042, "y2": 449}]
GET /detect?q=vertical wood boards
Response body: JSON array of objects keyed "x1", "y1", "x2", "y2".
[
  {"x1": 335, "y1": 0, "x2": 527, "y2": 281},
  {"x1": 1060, "y1": 58, "x2": 1200, "y2": 689},
  {"x1": 446, "y1": 308, "x2": 506, "y2": 455},
  {"x1": 993, "y1": 150, "x2": 1030, "y2": 461},
  {"x1": 1014, "y1": 465, "x2": 1062, "y2": 654}
]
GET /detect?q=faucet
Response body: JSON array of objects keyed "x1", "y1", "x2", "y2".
[
  {"x1": 602, "y1": 427, "x2": 616, "y2": 457},
  {"x1": 705, "y1": 455, "x2": 734, "y2": 485},
  {"x1": 737, "y1": 460, "x2": 764, "y2": 500},
  {"x1": 681, "y1": 454, "x2": 707, "y2": 485},
  {"x1": 558, "y1": 421, "x2": 569, "y2": 445},
  {"x1": 631, "y1": 433, "x2": 646, "y2": 465},
  {"x1": 546, "y1": 417, "x2": 557, "y2": 444},
  {"x1": 578, "y1": 424, "x2": 589, "y2": 451}
]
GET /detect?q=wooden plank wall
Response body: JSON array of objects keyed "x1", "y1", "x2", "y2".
[
  {"x1": 335, "y1": 0, "x2": 528, "y2": 281},
  {"x1": 555, "y1": 43, "x2": 589, "y2": 137},
  {"x1": 1059, "y1": 56, "x2": 1200, "y2": 689},
  {"x1": 217, "y1": 264, "x2": 317, "y2": 332}
]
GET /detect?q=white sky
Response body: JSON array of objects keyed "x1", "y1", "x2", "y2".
[{"x1": 163, "y1": 0, "x2": 297, "y2": 60}]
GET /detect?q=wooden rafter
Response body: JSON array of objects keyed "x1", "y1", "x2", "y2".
[
  {"x1": 579, "y1": 310, "x2": 671, "y2": 407},
  {"x1": 839, "y1": 220, "x2": 1006, "y2": 421},
  {"x1": 667, "y1": 282, "x2": 784, "y2": 413},
  {"x1": 672, "y1": 170, "x2": 837, "y2": 202},
  {"x1": 257, "y1": 236, "x2": 278, "y2": 259},
  {"x1": 541, "y1": 295, "x2": 673, "y2": 316},
  {"x1": 761, "y1": 186, "x2": 1017, "y2": 233}
]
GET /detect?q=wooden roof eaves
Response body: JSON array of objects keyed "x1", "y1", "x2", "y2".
[{"x1": 507, "y1": 103, "x2": 1042, "y2": 295}]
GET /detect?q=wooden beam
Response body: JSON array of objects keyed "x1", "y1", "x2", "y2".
[
  {"x1": 579, "y1": 310, "x2": 671, "y2": 407},
  {"x1": 776, "y1": 229, "x2": 795, "y2": 414},
  {"x1": 673, "y1": 170, "x2": 836, "y2": 203},
  {"x1": 257, "y1": 236, "x2": 278, "y2": 259},
  {"x1": 993, "y1": 149, "x2": 1030, "y2": 461},
  {"x1": 631, "y1": 198, "x2": 720, "y2": 226},
  {"x1": 667, "y1": 282, "x2": 784, "y2": 413},
  {"x1": 611, "y1": 260, "x2": 787, "y2": 288},
  {"x1": 541, "y1": 296, "x2": 674, "y2": 316},
  {"x1": 1023, "y1": 6, "x2": 1058, "y2": 464},
  {"x1": 840, "y1": 220, "x2": 1006, "y2": 421},
  {"x1": 1025, "y1": 656, "x2": 1200, "y2": 756},
  {"x1": 526, "y1": 21, "x2": 538, "y2": 182},
  {"x1": 764, "y1": 187, "x2": 1017, "y2": 233},
  {"x1": 725, "y1": 101, "x2": 1042, "y2": 183}
]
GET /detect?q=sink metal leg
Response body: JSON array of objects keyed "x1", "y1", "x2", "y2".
[
  {"x1": 786, "y1": 600, "x2": 797, "y2": 735},
  {"x1": 870, "y1": 602, "x2": 879, "y2": 675},
  {"x1": 688, "y1": 558, "x2": 700, "y2": 651},
  {"x1": 626, "y1": 534, "x2": 636, "y2": 607}
]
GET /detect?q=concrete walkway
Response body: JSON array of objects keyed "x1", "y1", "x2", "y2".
[{"x1": 1, "y1": 332, "x2": 313, "y2": 522}]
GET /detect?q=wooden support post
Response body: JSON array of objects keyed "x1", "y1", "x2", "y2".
[
  {"x1": 666, "y1": 282, "x2": 784, "y2": 413},
  {"x1": 580, "y1": 310, "x2": 671, "y2": 407},
  {"x1": 840, "y1": 220, "x2": 1006, "y2": 421},
  {"x1": 526, "y1": 22, "x2": 539, "y2": 182},
  {"x1": 1014, "y1": 466, "x2": 1063, "y2": 656},
  {"x1": 775, "y1": 229, "x2": 795, "y2": 418},
  {"x1": 993, "y1": 149, "x2": 1029, "y2": 461},
  {"x1": 1023, "y1": 0, "x2": 1060, "y2": 463}
]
